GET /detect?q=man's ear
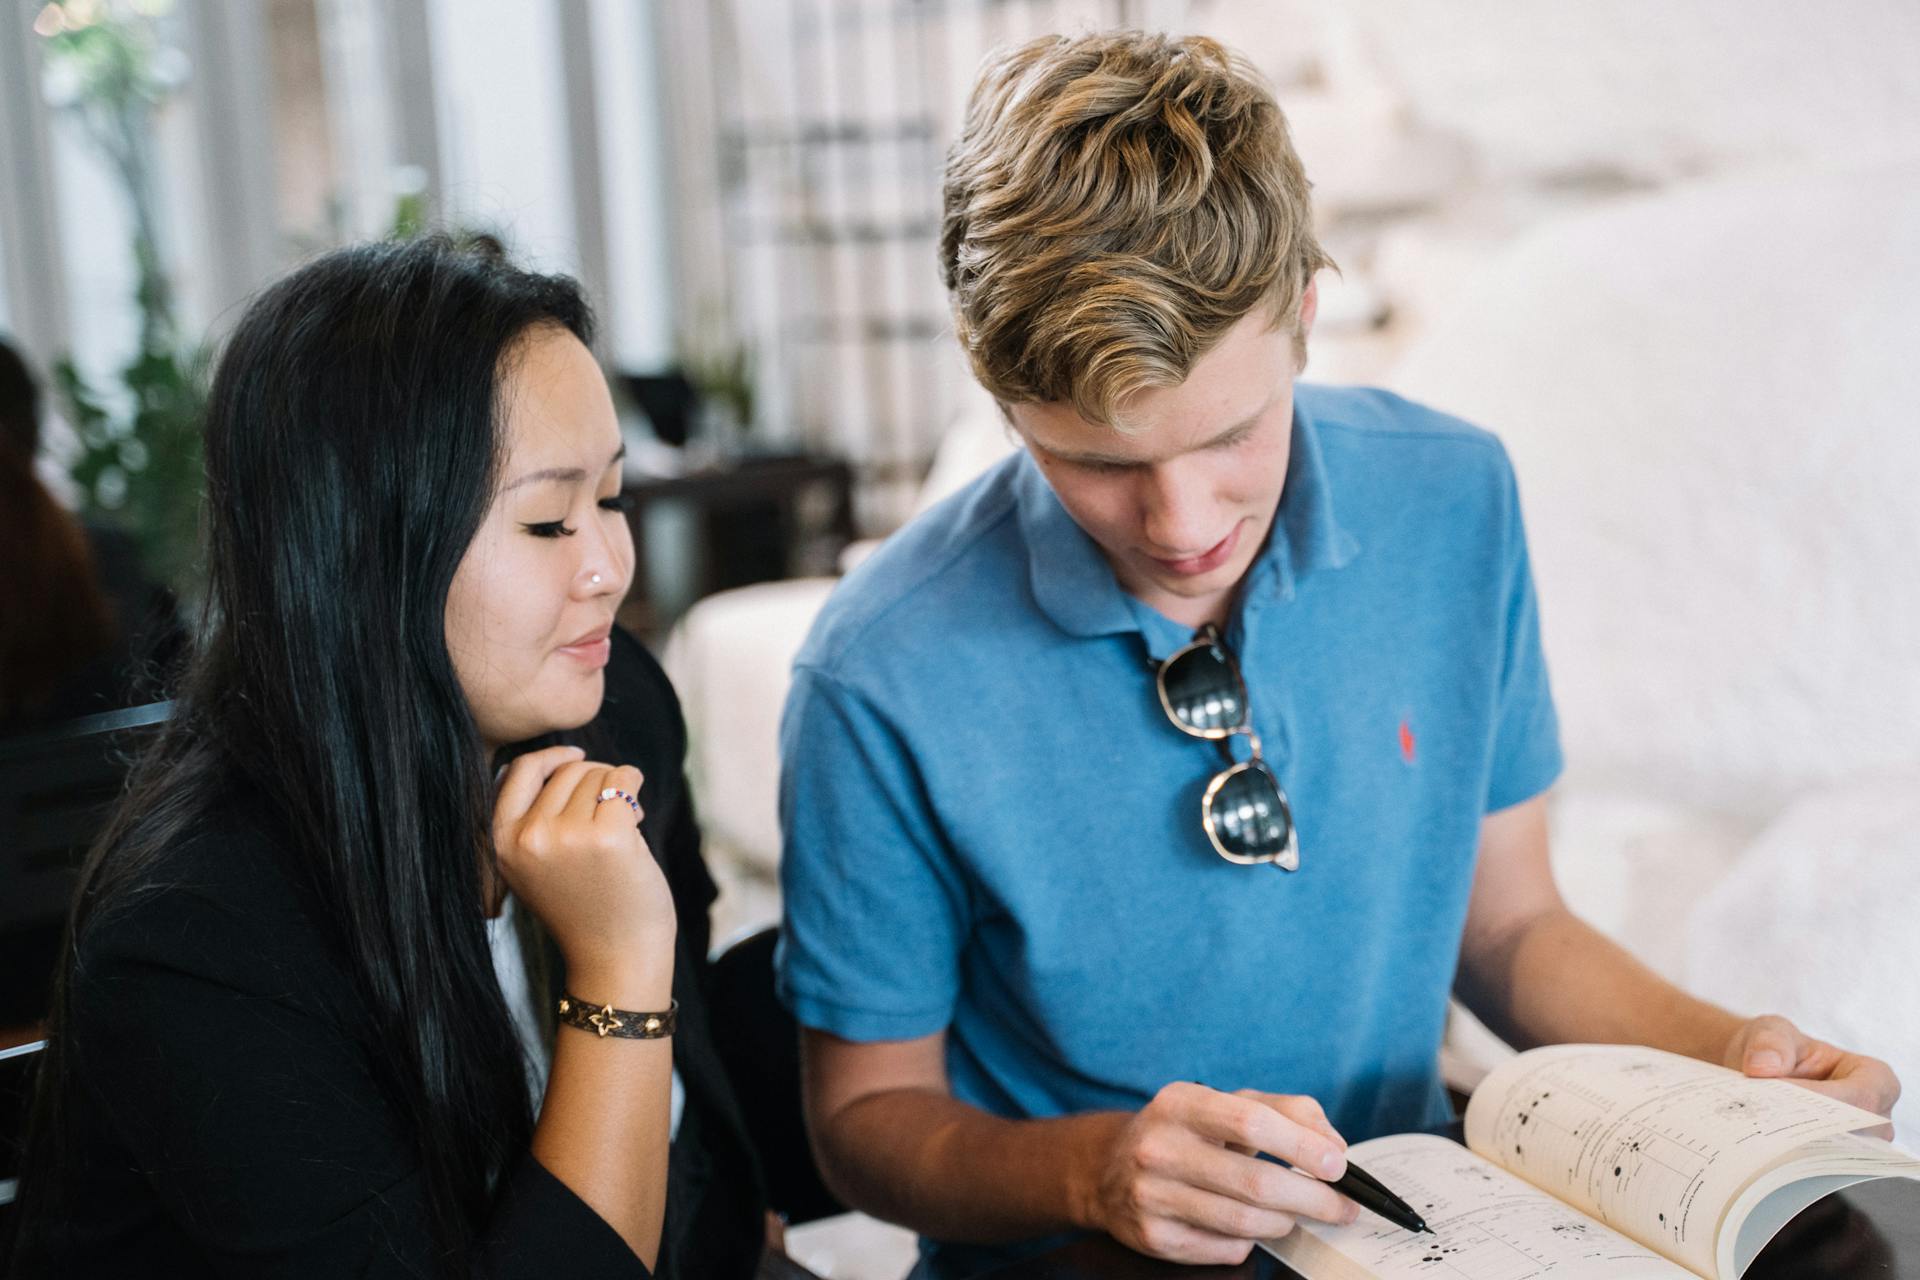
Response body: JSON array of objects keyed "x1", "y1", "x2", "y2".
[{"x1": 1298, "y1": 275, "x2": 1320, "y2": 337}]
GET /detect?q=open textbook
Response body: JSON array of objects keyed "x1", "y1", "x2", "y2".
[{"x1": 1262, "y1": 1044, "x2": 1918, "y2": 1279}]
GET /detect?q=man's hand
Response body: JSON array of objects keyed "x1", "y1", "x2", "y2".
[
  {"x1": 1080, "y1": 1083, "x2": 1360, "y2": 1266},
  {"x1": 1722, "y1": 1015, "x2": 1902, "y2": 1116}
]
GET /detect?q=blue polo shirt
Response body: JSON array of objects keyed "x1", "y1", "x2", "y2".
[{"x1": 777, "y1": 384, "x2": 1561, "y2": 1263}]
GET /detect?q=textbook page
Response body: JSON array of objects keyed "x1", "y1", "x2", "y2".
[
  {"x1": 1464, "y1": 1045, "x2": 1891, "y2": 1277},
  {"x1": 1261, "y1": 1133, "x2": 1689, "y2": 1280}
]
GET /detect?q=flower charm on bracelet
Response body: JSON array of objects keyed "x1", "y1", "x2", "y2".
[{"x1": 557, "y1": 994, "x2": 676, "y2": 1039}]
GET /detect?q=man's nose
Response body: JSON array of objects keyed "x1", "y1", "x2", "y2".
[{"x1": 1139, "y1": 461, "x2": 1213, "y2": 553}]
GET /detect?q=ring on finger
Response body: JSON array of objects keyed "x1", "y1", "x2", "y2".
[{"x1": 596, "y1": 786, "x2": 641, "y2": 819}]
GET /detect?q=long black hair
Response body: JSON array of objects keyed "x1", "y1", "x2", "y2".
[{"x1": 12, "y1": 236, "x2": 594, "y2": 1269}]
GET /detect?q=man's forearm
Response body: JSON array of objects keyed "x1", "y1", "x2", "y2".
[
  {"x1": 816, "y1": 1087, "x2": 1126, "y2": 1243},
  {"x1": 1459, "y1": 905, "x2": 1743, "y2": 1064}
]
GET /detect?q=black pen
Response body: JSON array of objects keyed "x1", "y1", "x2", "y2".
[
  {"x1": 1206, "y1": 1085, "x2": 1432, "y2": 1235},
  {"x1": 1330, "y1": 1160, "x2": 1431, "y2": 1234}
]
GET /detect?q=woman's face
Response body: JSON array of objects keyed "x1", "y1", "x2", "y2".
[{"x1": 446, "y1": 326, "x2": 635, "y2": 754}]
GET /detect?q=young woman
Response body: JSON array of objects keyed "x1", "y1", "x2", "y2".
[
  {"x1": 0, "y1": 338, "x2": 116, "y2": 731},
  {"x1": 8, "y1": 237, "x2": 764, "y2": 1276}
]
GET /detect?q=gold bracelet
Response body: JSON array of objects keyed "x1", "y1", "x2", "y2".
[{"x1": 556, "y1": 994, "x2": 678, "y2": 1039}]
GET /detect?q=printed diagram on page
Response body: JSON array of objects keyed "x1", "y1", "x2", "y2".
[
  {"x1": 1284, "y1": 1135, "x2": 1674, "y2": 1279},
  {"x1": 1482, "y1": 1051, "x2": 1879, "y2": 1256}
]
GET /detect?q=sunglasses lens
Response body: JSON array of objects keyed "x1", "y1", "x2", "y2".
[
  {"x1": 1161, "y1": 641, "x2": 1246, "y2": 735},
  {"x1": 1206, "y1": 763, "x2": 1293, "y2": 861}
]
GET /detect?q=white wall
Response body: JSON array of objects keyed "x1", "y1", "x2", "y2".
[
  {"x1": 425, "y1": 0, "x2": 578, "y2": 274},
  {"x1": 588, "y1": 0, "x2": 676, "y2": 371},
  {"x1": 46, "y1": 109, "x2": 143, "y2": 387},
  {"x1": 1341, "y1": 1, "x2": 1920, "y2": 181},
  {"x1": 417, "y1": 0, "x2": 676, "y2": 368}
]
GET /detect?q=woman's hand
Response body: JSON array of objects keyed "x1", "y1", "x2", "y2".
[
  {"x1": 492, "y1": 746, "x2": 677, "y2": 1000},
  {"x1": 500, "y1": 747, "x2": 679, "y2": 1268}
]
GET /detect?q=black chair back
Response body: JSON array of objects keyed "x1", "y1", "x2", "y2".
[
  {"x1": 0, "y1": 1036, "x2": 45, "y2": 1270},
  {"x1": 0, "y1": 1040, "x2": 43, "y2": 1200},
  {"x1": 0, "y1": 702, "x2": 169, "y2": 1026},
  {"x1": 707, "y1": 927, "x2": 845, "y2": 1226}
]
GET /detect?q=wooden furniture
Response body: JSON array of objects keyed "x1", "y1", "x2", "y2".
[{"x1": 619, "y1": 452, "x2": 856, "y2": 639}]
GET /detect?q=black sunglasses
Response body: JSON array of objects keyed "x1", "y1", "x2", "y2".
[{"x1": 1151, "y1": 624, "x2": 1300, "y2": 869}]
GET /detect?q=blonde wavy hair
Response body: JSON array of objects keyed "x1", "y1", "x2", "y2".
[{"x1": 940, "y1": 31, "x2": 1333, "y2": 429}]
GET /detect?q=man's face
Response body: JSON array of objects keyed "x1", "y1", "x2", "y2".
[{"x1": 1005, "y1": 297, "x2": 1312, "y2": 626}]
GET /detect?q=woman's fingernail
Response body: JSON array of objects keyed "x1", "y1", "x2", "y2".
[
  {"x1": 1750, "y1": 1052, "x2": 1783, "y2": 1073},
  {"x1": 1319, "y1": 1148, "x2": 1344, "y2": 1179}
]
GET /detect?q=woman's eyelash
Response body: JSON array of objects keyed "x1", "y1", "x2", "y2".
[{"x1": 521, "y1": 495, "x2": 636, "y2": 538}]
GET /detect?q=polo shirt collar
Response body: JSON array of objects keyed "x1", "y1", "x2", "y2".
[{"x1": 1016, "y1": 392, "x2": 1361, "y2": 640}]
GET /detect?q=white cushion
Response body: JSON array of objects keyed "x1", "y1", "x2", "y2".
[
  {"x1": 784, "y1": 1212, "x2": 921, "y2": 1280},
  {"x1": 1548, "y1": 791, "x2": 1755, "y2": 981},
  {"x1": 1683, "y1": 773, "x2": 1920, "y2": 1144},
  {"x1": 1387, "y1": 158, "x2": 1920, "y2": 812},
  {"x1": 662, "y1": 577, "x2": 840, "y2": 875},
  {"x1": 1441, "y1": 791, "x2": 1752, "y2": 1090}
]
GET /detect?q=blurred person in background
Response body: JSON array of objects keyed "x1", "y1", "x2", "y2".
[
  {"x1": 8, "y1": 238, "x2": 766, "y2": 1278},
  {"x1": 0, "y1": 338, "x2": 190, "y2": 1036},
  {"x1": 0, "y1": 336, "x2": 180, "y2": 734}
]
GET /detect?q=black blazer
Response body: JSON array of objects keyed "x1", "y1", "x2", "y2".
[{"x1": 23, "y1": 628, "x2": 765, "y2": 1278}]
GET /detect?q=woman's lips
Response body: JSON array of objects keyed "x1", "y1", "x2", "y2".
[
  {"x1": 1149, "y1": 521, "x2": 1243, "y2": 577},
  {"x1": 557, "y1": 632, "x2": 612, "y2": 668}
]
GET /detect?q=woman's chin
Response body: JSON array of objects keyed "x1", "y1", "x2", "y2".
[
  {"x1": 533, "y1": 696, "x2": 603, "y2": 740},
  {"x1": 485, "y1": 679, "x2": 605, "y2": 749}
]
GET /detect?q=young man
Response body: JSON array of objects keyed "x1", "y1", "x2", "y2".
[{"x1": 775, "y1": 31, "x2": 1899, "y2": 1278}]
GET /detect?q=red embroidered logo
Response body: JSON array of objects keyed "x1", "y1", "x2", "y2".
[{"x1": 1398, "y1": 719, "x2": 1417, "y2": 763}]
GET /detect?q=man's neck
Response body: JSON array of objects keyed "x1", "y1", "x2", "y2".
[{"x1": 1153, "y1": 587, "x2": 1235, "y2": 632}]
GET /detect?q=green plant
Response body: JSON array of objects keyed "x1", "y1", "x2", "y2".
[
  {"x1": 53, "y1": 344, "x2": 207, "y2": 590},
  {"x1": 685, "y1": 341, "x2": 756, "y2": 438},
  {"x1": 677, "y1": 302, "x2": 756, "y2": 439},
  {"x1": 38, "y1": 0, "x2": 207, "y2": 591}
]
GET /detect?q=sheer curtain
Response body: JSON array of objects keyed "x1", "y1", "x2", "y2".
[{"x1": 656, "y1": 0, "x2": 1203, "y2": 529}]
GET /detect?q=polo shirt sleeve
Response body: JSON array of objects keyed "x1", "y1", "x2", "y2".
[
  {"x1": 1485, "y1": 461, "x2": 1564, "y2": 812},
  {"x1": 776, "y1": 664, "x2": 970, "y2": 1042}
]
